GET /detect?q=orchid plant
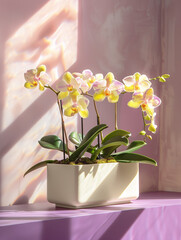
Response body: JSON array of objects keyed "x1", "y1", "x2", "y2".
[{"x1": 23, "y1": 65, "x2": 169, "y2": 176}]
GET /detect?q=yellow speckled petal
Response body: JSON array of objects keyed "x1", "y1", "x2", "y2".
[
  {"x1": 134, "y1": 72, "x2": 141, "y2": 82},
  {"x1": 132, "y1": 93, "x2": 143, "y2": 102},
  {"x1": 78, "y1": 96, "x2": 89, "y2": 109},
  {"x1": 64, "y1": 107, "x2": 76, "y2": 117},
  {"x1": 62, "y1": 96, "x2": 72, "y2": 109},
  {"x1": 124, "y1": 85, "x2": 134, "y2": 92},
  {"x1": 63, "y1": 72, "x2": 73, "y2": 84},
  {"x1": 107, "y1": 92, "x2": 119, "y2": 103},
  {"x1": 93, "y1": 90, "x2": 106, "y2": 102},
  {"x1": 105, "y1": 72, "x2": 114, "y2": 85},
  {"x1": 39, "y1": 81, "x2": 45, "y2": 91},
  {"x1": 128, "y1": 100, "x2": 141, "y2": 108},
  {"x1": 145, "y1": 105, "x2": 154, "y2": 116},
  {"x1": 24, "y1": 82, "x2": 37, "y2": 89},
  {"x1": 70, "y1": 89, "x2": 80, "y2": 97},
  {"x1": 79, "y1": 109, "x2": 89, "y2": 118},
  {"x1": 58, "y1": 91, "x2": 69, "y2": 100},
  {"x1": 37, "y1": 65, "x2": 46, "y2": 75},
  {"x1": 145, "y1": 88, "x2": 154, "y2": 98}
]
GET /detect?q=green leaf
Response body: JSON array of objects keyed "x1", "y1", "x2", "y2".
[
  {"x1": 103, "y1": 137, "x2": 128, "y2": 157},
  {"x1": 86, "y1": 145, "x2": 97, "y2": 154},
  {"x1": 162, "y1": 74, "x2": 170, "y2": 78},
  {"x1": 102, "y1": 130, "x2": 131, "y2": 144},
  {"x1": 69, "y1": 124, "x2": 107, "y2": 162},
  {"x1": 39, "y1": 135, "x2": 69, "y2": 154},
  {"x1": 24, "y1": 160, "x2": 58, "y2": 177},
  {"x1": 112, "y1": 140, "x2": 146, "y2": 156},
  {"x1": 91, "y1": 141, "x2": 127, "y2": 161},
  {"x1": 114, "y1": 153, "x2": 157, "y2": 166},
  {"x1": 69, "y1": 132, "x2": 83, "y2": 146},
  {"x1": 69, "y1": 131, "x2": 95, "y2": 153}
]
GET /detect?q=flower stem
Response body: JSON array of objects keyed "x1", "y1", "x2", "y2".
[
  {"x1": 81, "y1": 117, "x2": 84, "y2": 140},
  {"x1": 57, "y1": 99, "x2": 70, "y2": 158},
  {"x1": 93, "y1": 100, "x2": 103, "y2": 141},
  {"x1": 61, "y1": 104, "x2": 66, "y2": 161},
  {"x1": 142, "y1": 110, "x2": 147, "y2": 142},
  {"x1": 45, "y1": 85, "x2": 69, "y2": 159},
  {"x1": 45, "y1": 85, "x2": 59, "y2": 95},
  {"x1": 85, "y1": 92, "x2": 93, "y2": 98},
  {"x1": 115, "y1": 102, "x2": 118, "y2": 130}
]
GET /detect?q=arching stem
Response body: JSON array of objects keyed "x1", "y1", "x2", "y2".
[
  {"x1": 57, "y1": 99, "x2": 70, "y2": 158},
  {"x1": 142, "y1": 110, "x2": 147, "y2": 142},
  {"x1": 45, "y1": 85, "x2": 70, "y2": 159}
]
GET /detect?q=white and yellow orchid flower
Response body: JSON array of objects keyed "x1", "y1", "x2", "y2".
[
  {"x1": 57, "y1": 72, "x2": 82, "y2": 100},
  {"x1": 73, "y1": 69, "x2": 96, "y2": 93},
  {"x1": 93, "y1": 72, "x2": 124, "y2": 103},
  {"x1": 62, "y1": 90, "x2": 89, "y2": 118},
  {"x1": 123, "y1": 72, "x2": 151, "y2": 93},
  {"x1": 24, "y1": 65, "x2": 51, "y2": 91},
  {"x1": 128, "y1": 88, "x2": 161, "y2": 116}
]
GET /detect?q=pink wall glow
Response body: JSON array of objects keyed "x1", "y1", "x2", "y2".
[
  {"x1": 0, "y1": 0, "x2": 165, "y2": 206},
  {"x1": 159, "y1": 0, "x2": 181, "y2": 191},
  {"x1": 76, "y1": 0, "x2": 162, "y2": 193}
]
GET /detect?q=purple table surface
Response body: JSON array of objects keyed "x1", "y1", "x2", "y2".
[{"x1": 0, "y1": 191, "x2": 181, "y2": 240}]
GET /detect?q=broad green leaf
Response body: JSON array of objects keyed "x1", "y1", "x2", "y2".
[
  {"x1": 102, "y1": 135, "x2": 129, "y2": 145},
  {"x1": 112, "y1": 140, "x2": 146, "y2": 156},
  {"x1": 114, "y1": 153, "x2": 157, "y2": 166},
  {"x1": 69, "y1": 124, "x2": 107, "y2": 162},
  {"x1": 102, "y1": 137, "x2": 128, "y2": 157},
  {"x1": 102, "y1": 129, "x2": 131, "y2": 144},
  {"x1": 79, "y1": 124, "x2": 107, "y2": 147},
  {"x1": 162, "y1": 74, "x2": 170, "y2": 78},
  {"x1": 39, "y1": 135, "x2": 69, "y2": 154},
  {"x1": 24, "y1": 160, "x2": 58, "y2": 177},
  {"x1": 69, "y1": 132, "x2": 83, "y2": 146},
  {"x1": 69, "y1": 131, "x2": 95, "y2": 153},
  {"x1": 91, "y1": 141, "x2": 127, "y2": 161}
]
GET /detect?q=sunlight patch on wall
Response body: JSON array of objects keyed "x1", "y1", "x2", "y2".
[
  {"x1": 1, "y1": 0, "x2": 78, "y2": 206},
  {"x1": 3, "y1": 0, "x2": 78, "y2": 130}
]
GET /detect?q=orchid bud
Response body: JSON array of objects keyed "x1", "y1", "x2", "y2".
[
  {"x1": 144, "y1": 115, "x2": 151, "y2": 121},
  {"x1": 139, "y1": 131, "x2": 146, "y2": 136},
  {"x1": 148, "y1": 123, "x2": 157, "y2": 133},
  {"x1": 147, "y1": 135, "x2": 152, "y2": 140}
]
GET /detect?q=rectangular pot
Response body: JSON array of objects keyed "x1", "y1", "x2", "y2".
[{"x1": 47, "y1": 162, "x2": 139, "y2": 208}]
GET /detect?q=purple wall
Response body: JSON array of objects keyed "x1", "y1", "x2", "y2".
[
  {"x1": 0, "y1": 0, "x2": 167, "y2": 206},
  {"x1": 159, "y1": 0, "x2": 181, "y2": 191}
]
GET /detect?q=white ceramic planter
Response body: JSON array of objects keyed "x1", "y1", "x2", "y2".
[{"x1": 47, "y1": 162, "x2": 139, "y2": 208}]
